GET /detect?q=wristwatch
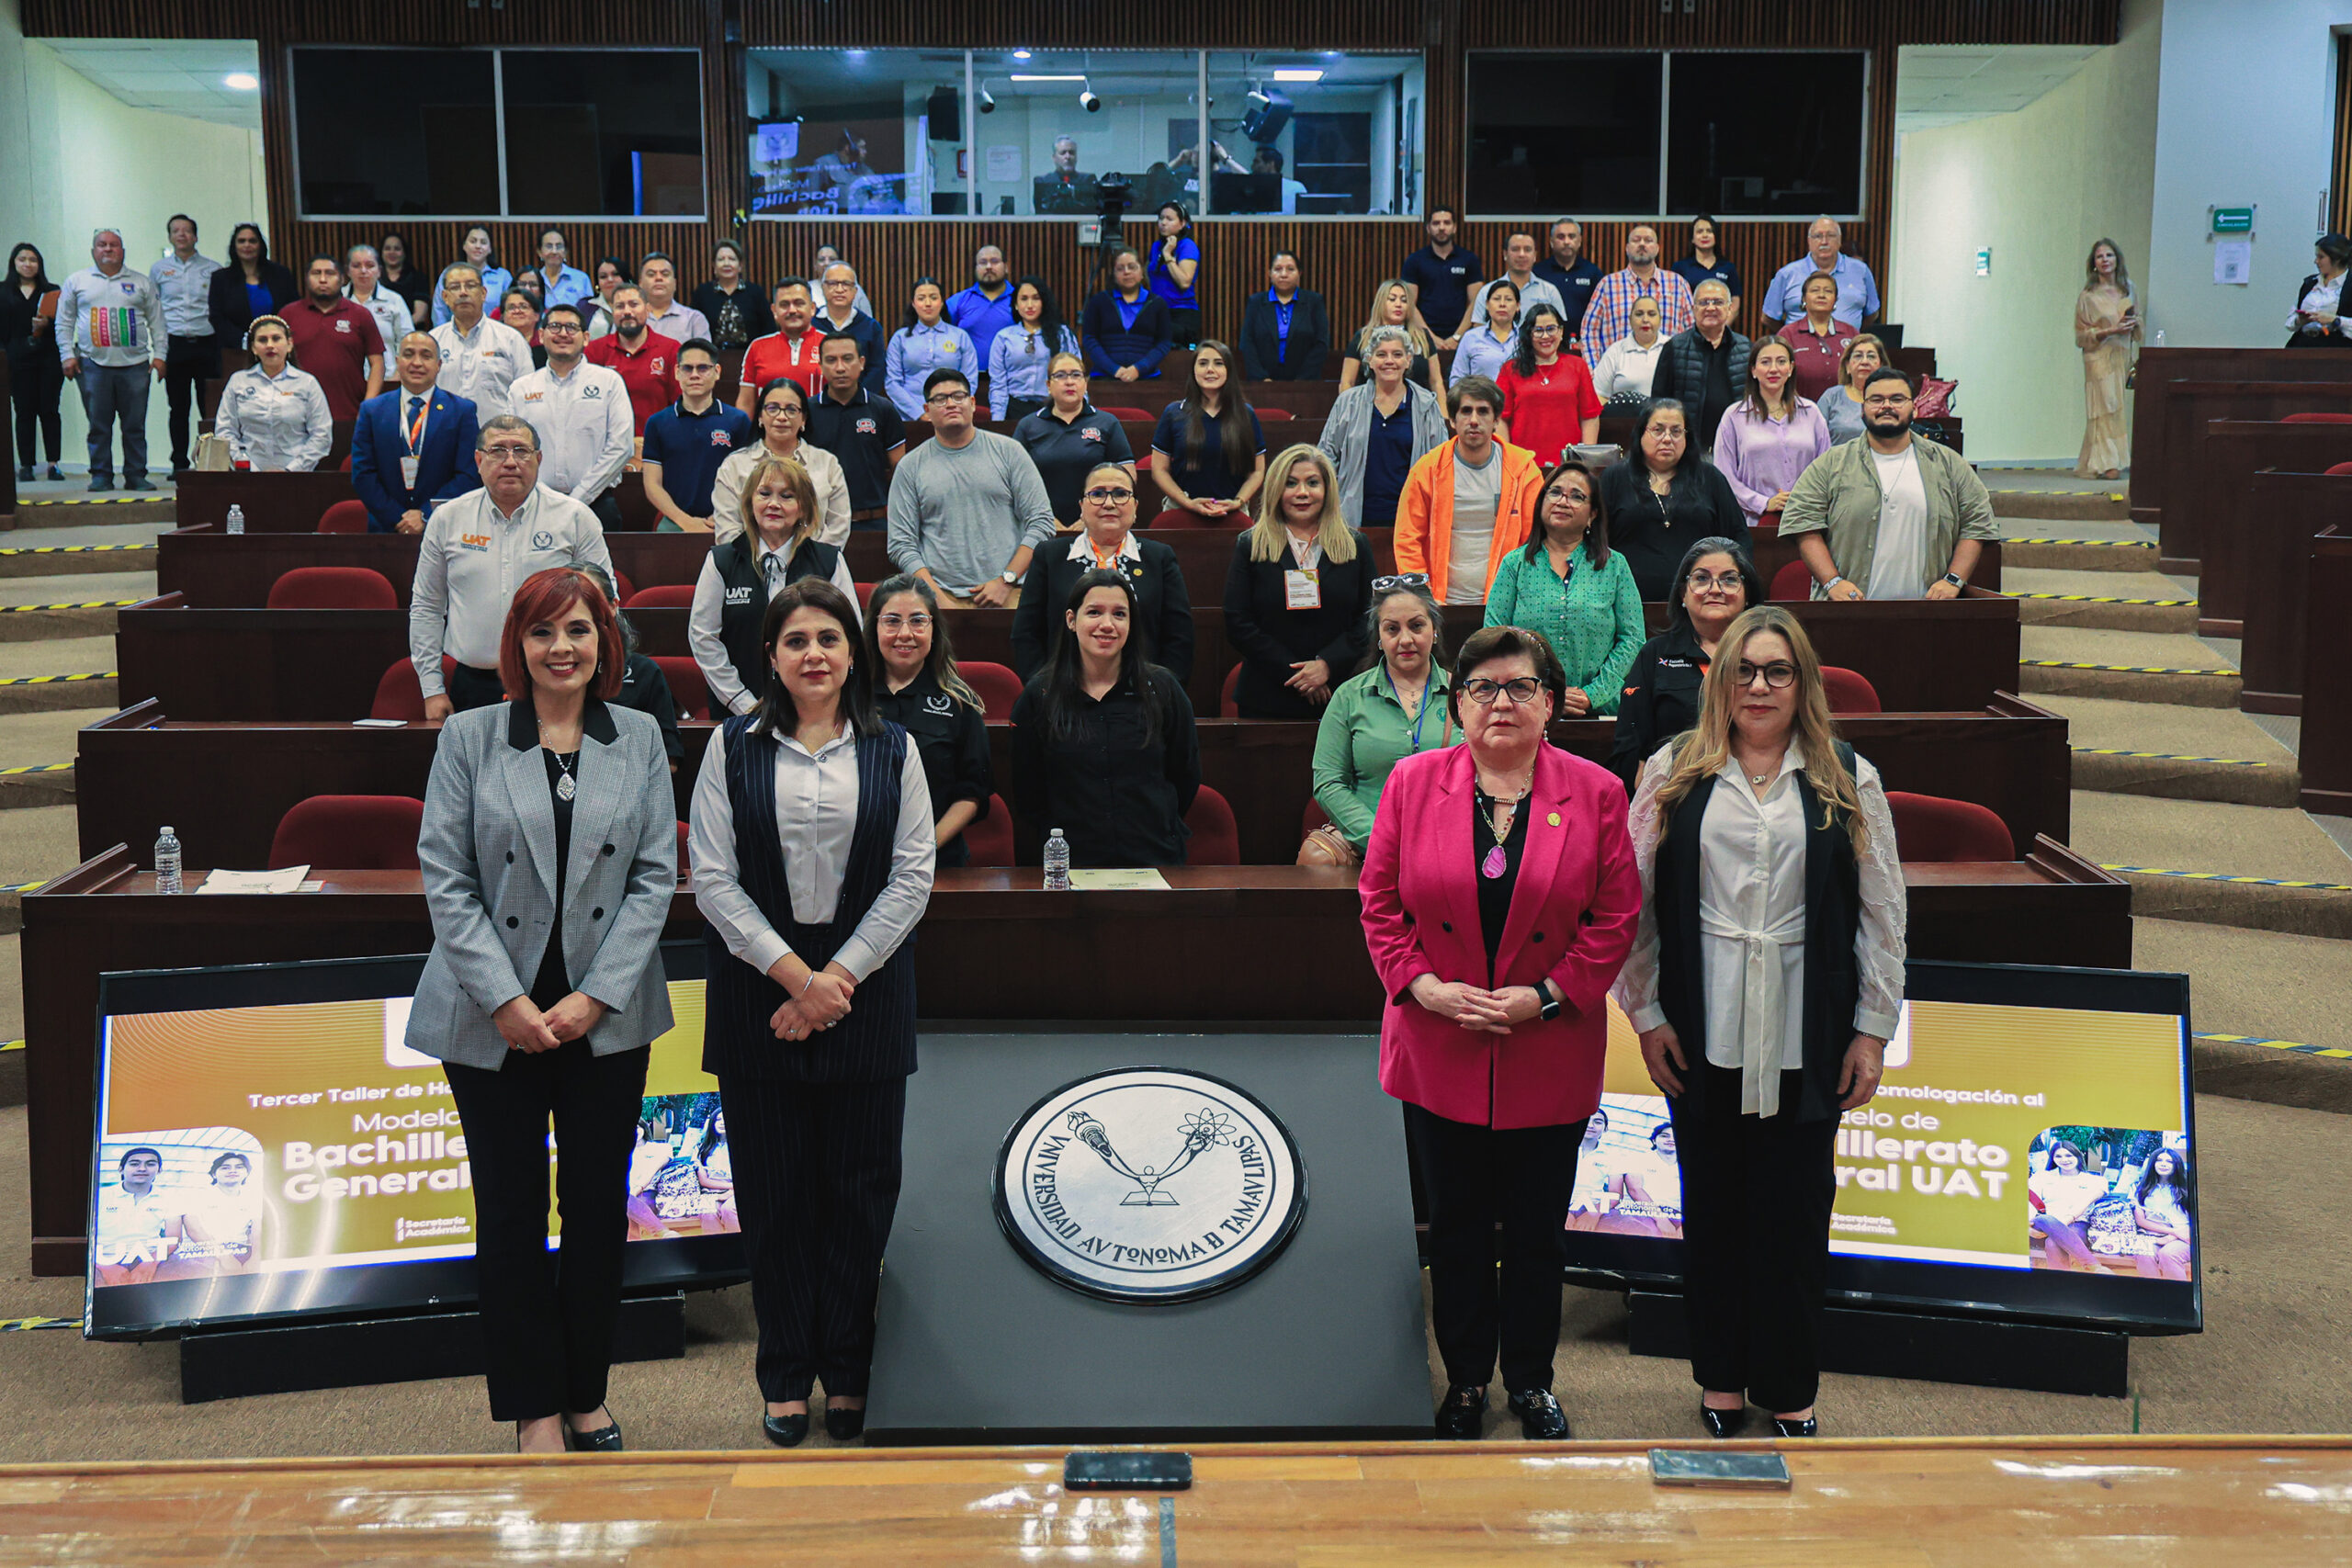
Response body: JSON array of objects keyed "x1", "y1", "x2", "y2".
[
  {"x1": 1823, "y1": 576, "x2": 1848, "y2": 592},
  {"x1": 1000, "y1": 569, "x2": 1021, "y2": 585},
  {"x1": 1537, "y1": 982, "x2": 1563, "y2": 1022},
  {"x1": 1940, "y1": 571, "x2": 1966, "y2": 589}
]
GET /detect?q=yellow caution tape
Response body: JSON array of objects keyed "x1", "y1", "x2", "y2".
[
  {"x1": 2021, "y1": 660, "x2": 2238, "y2": 676},
  {"x1": 2101, "y1": 864, "x2": 2352, "y2": 892},
  {"x1": 2197, "y1": 1032, "x2": 2352, "y2": 1061},
  {"x1": 2005, "y1": 537, "x2": 2156, "y2": 548},
  {"x1": 0, "y1": 543, "x2": 148, "y2": 556},
  {"x1": 0, "y1": 1038, "x2": 21, "y2": 1051},
  {"x1": 2070, "y1": 747, "x2": 2271, "y2": 767},
  {"x1": 0, "y1": 880, "x2": 46, "y2": 894},
  {"x1": 0, "y1": 762, "x2": 73, "y2": 776},
  {"x1": 0, "y1": 600, "x2": 141, "y2": 613},
  {"x1": 2012, "y1": 592, "x2": 2196, "y2": 606},
  {"x1": 0, "y1": 1316, "x2": 80, "y2": 1333},
  {"x1": 0, "y1": 671, "x2": 115, "y2": 687}
]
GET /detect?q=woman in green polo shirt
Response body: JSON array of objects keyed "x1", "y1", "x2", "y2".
[
  {"x1": 1305, "y1": 576, "x2": 1455, "y2": 866},
  {"x1": 1481, "y1": 458, "x2": 1644, "y2": 716}
]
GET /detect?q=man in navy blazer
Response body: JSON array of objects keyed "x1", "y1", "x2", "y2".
[{"x1": 352, "y1": 331, "x2": 482, "y2": 534}]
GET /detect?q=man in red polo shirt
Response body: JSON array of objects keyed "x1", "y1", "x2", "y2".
[
  {"x1": 582, "y1": 283, "x2": 679, "y2": 434},
  {"x1": 282, "y1": 254, "x2": 384, "y2": 420},
  {"x1": 735, "y1": 276, "x2": 826, "y2": 412}
]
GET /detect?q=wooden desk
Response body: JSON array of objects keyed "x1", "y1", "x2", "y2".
[
  {"x1": 2148, "y1": 381, "x2": 2352, "y2": 570},
  {"x1": 2237, "y1": 469, "x2": 2352, "y2": 716},
  {"x1": 176, "y1": 469, "x2": 665, "y2": 534},
  {"x1": 2195, "y1": 422, "x2": 2352, "y2": 634},
  {"x1": 20, "y1": 846, "x2": 2127, "y2": 1275},
  {"x1": 2302, "y1": 525, "x2": 2352, "y2": 818},
  {"x1": 75, "y1": 699, "x2": 2070, "y2": 874},
  {"x1": 123, "y1": 570, "x2": 2018, "y2": 724},
  {"x1": 2126, "y1": 345, "x2": 2352, "y2": 535}
]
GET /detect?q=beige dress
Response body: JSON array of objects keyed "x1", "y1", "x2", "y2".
[{"x1": 2075, "y1": 286, "x2": 2137, "y2": 476}]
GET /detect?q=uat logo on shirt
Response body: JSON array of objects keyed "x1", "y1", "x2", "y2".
[
  {"x1": 334, "y1": 319, "x2": 351, "y2": 333},
  {"x1": 1080, "y1": 427, "x2": 1102, "y2": 444},
  {"x1": 710, "y1": 430, "x2": 734, "y2": 447},
  {"x1": 651, "y1": 358, "x2": 666, "y2": 376},
  {"x1": 854, "y1": 418, "x2": 876, "y2": 435}
]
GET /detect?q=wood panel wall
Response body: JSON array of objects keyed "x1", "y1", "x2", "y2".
[
  {"x1": 2335, "y1": 32, "x2": 2352, "y2": 237},
  {"x1": 26, "y1": 1, "x2": 2119, "y2": 347}
]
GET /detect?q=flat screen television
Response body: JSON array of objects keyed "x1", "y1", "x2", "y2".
[
  {"x1": 1570, "y1": 961, "x2": 2199, "y2": 1336},
  {"x1": 86, "y1": 944, "x2": 740, "y2": 1339}
]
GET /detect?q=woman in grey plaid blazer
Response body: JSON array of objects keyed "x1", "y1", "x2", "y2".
[{"x1": 410, "y1": 567, "x2": 679, "y2": 1455}]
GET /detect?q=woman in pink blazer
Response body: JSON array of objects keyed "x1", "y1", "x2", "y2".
[{"x1": 1360, "y1": 623, "x2": 1642, "y2": 1442}]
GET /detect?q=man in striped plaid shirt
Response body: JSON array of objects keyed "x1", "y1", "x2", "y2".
[{"x1": 55, "y1": 227, "x2": 164, "y2": 491}]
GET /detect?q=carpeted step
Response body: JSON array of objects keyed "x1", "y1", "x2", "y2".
[
  {"x1": 2019, "y1": 626, "x2": 2241, "y2": 707},
  {"x1": 2074, "y1": 789, "x2": 2352, "y2": 939},
  {"x1": 2004, "y1": 536, "x2": 2160, "y2": 572},
  {"x1": 0, "y1": 542, "x2": 156, "y2": 580},
  {"x1": 2072, "y1": 747, "x2": 2298, "y2": 807},
  {"x1": 2142, "y1": 918, "x2": 2352, "y2": 1113},
  {"x1": 2043, "y1": 693, "x2": 2302, "y2": 807},
  {"x1": 1985, "y1": 483, "x2": 2130, "y2": 522},
  {"x1": 2007, "y1": 565, "x2": 2199, "y2": 634},
  {"x1": 0, "y1": 672, "x2": 117, "y2": 717},
  {"x1": 2, "y1": 494, "x2": 175, "y2": 530}
]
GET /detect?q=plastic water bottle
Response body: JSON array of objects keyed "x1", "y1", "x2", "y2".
[
  {"x1": 153, "y1": 827, "x2": 184, "y2": 894},
  {"x1": 225, "y1": 503, "x2": 245, "y2": 536},
  {"x1": 1043, "y1": 829, "x2": 1071, "y2": 891}
]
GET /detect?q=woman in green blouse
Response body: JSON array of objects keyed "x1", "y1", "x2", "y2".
[
  {"x1": 1482, "y1": 459, "x2": 1645, "y2": 716},
  {"x1": 1306, "y1": 576, "x2": 1454, "y2": 865}
]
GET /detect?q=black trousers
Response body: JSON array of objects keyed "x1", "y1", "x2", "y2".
[
  {"x1": 587, "y1": 491, "x2": 624, "y2": 533},
  {"x1": 447, "y1": 661, "x2": 508, "y2": 711},
  {"x1": 1167, "y1": 307, "x2": 1203, "y2": 348},
  {"x1": 164, "y1": 333, "x2": 221, "y2": 468},
  {"x1": 1403, "y1": 1100, "x2": 1581, "y2": 1394},
  {"x1": 442, "y1": 1040, "x2": 650, "y2": 1423},
  {"x1": 718, "y1": 1074, "x2": 906, "y2": 1403},
  {"x1": 7, "y1": 353, "x2": 62, "y2": 467},
  {"x1": 1669, "y1": 1065, "x2": 1839, "y2": 1414},
  {"x1": 1000, "y1": 395, "x2": 1046, "y2": 424}
]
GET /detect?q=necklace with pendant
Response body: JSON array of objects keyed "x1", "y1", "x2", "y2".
[
  {"x1": 540, "y1": 720, "x2": 580, "y2": 801},
  {"x1": 1476, "y1": 767, "x2": 1533, "y2": 879}
]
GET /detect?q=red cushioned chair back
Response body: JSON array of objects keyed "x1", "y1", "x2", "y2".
[
  {"x1": 1219, "y1": 662, "x2": 1243, "y2": 717},
  {"x1": 1097, "y1": 406, "x2": 1152, "y2": 421},
  {"x1": 317, "y1": 500, "x2": 371, "y2": 534},
  {"x1": 677, "y1": 820, "x2": 690, "y2": 869},
  {"x1": 1820, "y1": 665, "x2": 1882, "y2": 715},
  {"x1": 268, "y1": 795, "x2": 425, "y2": 871},
  {"x1": 650, "y1": 655, "x2": 710, "y2": 720},
  {"x1": 1150, "y1": 506, "x2": 1239, "y2": 528},
  {"x1": 624, "y1": 582, "x2": 697, "y2": 610},
  {"x1": 267, "y1": 565, "x2": 399, "y2": 610},
  {"x1": 1185, "y1": 784, "x2": 1241, "y2": 865},
  {"x1": 964, "y1": 794, "x2": 1016, "y2": 867},
  {"x1": 370, "y1": 656, "x2": 458, "y2": 720},
  {"x1": 956, "y1": 660, "x2": 1024, "y2": 721},
  {"x1": 1886, "y1": 790, "x2": 2015, "y2": 863},
  {"x1": 1769, "y1": 559, "x2": 1815, "y2": 602},
  {"x1": 2326, "y1": 461, "x2": 2352, "y2": 477},
  {"x1": 1258, "y1": 406, "x2": 1294, "y2": 422},
  {"x1": 609, "y1": 570, "x2": 635, "y2": 605},
  {"x1": 2282, "y1": 412, "x2": 2352, "y2": 423}
]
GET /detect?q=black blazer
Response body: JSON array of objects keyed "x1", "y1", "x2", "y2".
[
  {"x1": 2287, "y1": 274, "x2": 2348, "y2": 346},
  {"x1": 1012, "y1": 536, "x2": 1195, "y2": 682},
  {"x1": 1238, "y1": 289, "x2": 1330, "y2": 381},
  {"x1": 207, "y1": 262, "x2": 300, "y2": 346},
  {"x1": 1607, "y1": 624, "x2": 1709, "y2": 793},
  {"x1": 1600, "y1": 458, "x2": 1747, "y2": 601},
  {"x1": 1221, "y1": 528, "x2": 1374, "y2": 720}
]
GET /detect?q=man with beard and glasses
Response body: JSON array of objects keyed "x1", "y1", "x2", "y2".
[
  {"x1": 1580, "y1": 224, "x2": 1694, "y2": 369},
  {"x1": 584, "y1": 284, "x2": 683, "y2": 435},
  {"x1": 1778, "y1": 367, "x2": 1995, "y2": 602}
]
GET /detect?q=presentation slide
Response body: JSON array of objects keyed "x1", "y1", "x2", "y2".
[{"x1": 87, "y1": 955, "x2": 738, "y2": 1337}]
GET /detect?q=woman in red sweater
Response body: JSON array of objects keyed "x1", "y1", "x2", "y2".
[{"x1": 1496, "y1": 304, "x2": 1602, "y2": 468}]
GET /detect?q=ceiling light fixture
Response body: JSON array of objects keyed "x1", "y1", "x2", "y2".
[
  {"x1": 1012, "y1": 50, "x2": 1033, "y2": 61},
  {"x1": 1272, "y1": 68, "x2": 1324, "y2": 83},
  {"x1": 224, "y1": 72, "x2": 258, "y2": 90},
  {"x1": 1010, "y1": 73, "x2": 1085, "y2": 82}
]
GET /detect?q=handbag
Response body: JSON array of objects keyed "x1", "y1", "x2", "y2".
[
  {"x1": 1912, "y1": 376, "x2": 1958, "y2": 420},
  {"x1": 1296, "y1": 823, "x2": 1359, "y2": 868}
]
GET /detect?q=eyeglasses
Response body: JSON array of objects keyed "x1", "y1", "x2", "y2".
[
  {"x1": 1372, "y1": 572, "x2": 1430, "y2": 593},
  {"x1": 1685, "y1": 570, "x2": 1746, "y2": 591},
  {"x1": 1462, "y1": 676, "x2": 1544, "y2": 706},
  {"x1": 1529, "y1": 322, "x2": 1563, "y2": 334},
  {"x1": 1084, "y1": 487, "x2": 1136, "y2": 503},
  {"x1": 763, "y1": 403, "x2": 804, "y2": 418},
  {"x1": 1736, "y1": 660, "x2": 1798, "y2": 690},
  {"x1": 1863, "y1": 394, "x2": 1913, "y2": 410},
  {"x1": 1048, "y1": 368, "x2": 1085, "y2": 381},
  {"x1": 925, "y1": 391, "x2": 972, "y2": 406},
  {"x1": 876, "y1": 613, "x2": 933, "y2": 633},
  {"x1": 678, "y1": 362, "x2": 719, "y2": 375},
  {"x1": 481, "y1": 445, "x2": 537, "y2": 462},
  {"x1": 541, "y1": 321, "x2": 581, "y2": 335}
]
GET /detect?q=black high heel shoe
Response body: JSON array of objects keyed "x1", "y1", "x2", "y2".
[
  {"x1": 1700, "y1": 1404, "x2": 1748, "y2": 1439},
  {"x1": 763, "y1": 1410, "x2": 810, "y2": 1448},
  {"x1": 564, "y1": 1410, "x2": 625, "y2": 1452},
  {"x1": 824, "y1": 1404, "x2": 867, "y2": 1441},
  {"x1": 1770, "y1": 1415, "x2": 1818, "y2": 1438}
]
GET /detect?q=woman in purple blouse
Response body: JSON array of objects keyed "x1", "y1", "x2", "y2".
[{"x1": 1711, "y1": 338, "x2": 1831, "y2": 528}]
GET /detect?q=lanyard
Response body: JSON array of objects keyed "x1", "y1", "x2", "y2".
[
  {"x1": 403, "y1": 396, "x2": 429, "y2": 453},
  {"x1": 1385, "y1": 666, "x2": 1438, "y2": 751}
]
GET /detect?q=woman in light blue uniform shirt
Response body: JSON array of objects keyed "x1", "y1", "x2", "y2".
[
  {"x1": 884, "y1": 277, "x2": 979, "y2": 421},
  {"x1": 987, "y1": 277, "x2": 1080, "y2": 422}
]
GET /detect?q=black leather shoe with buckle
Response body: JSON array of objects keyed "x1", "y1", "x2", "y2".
[
  {"x1": 1434, "y1": 1382, "x2": 1487, "y2": 1439},
  {"x1": 1507, "y1": 1388, "x2": 1570, "y2": 1440}
]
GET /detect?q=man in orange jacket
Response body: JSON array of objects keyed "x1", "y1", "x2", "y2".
[{"x1": 1392, "y1": 375, "x2": 1547, "y2": 604}]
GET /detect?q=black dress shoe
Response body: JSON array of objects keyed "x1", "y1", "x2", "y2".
[
  {"x1": 44, "y1": 466, "x2": 64, "y2": 482},
  {"x1": 125, "y1": 476, "x2": 156, "y2": 491},
  {"x1": 564, "y1": 1412, "x2": 624, "y2": 1452},
  {"x1": 14, "y1": 466, "x2": 30, "y2": 483},
  {"x1": 1770, "y1": 1415, "x2": 1818, "y2": 1438},
  {"x1": 1700, "y1": 1404, "x2": 1748, "y2": 1439},
  {"x1": 762, "y1": 1411, "x2": 810, "y2": 1448},
  {"x1": 87, "y1": 476, "x2": 111, "y2": 491},
  {"x1": 824, "y1": 1404, "x2": 866, "y2": 1441},
  {"x1": 1506, "y1": 1388, "x2": 1570, "y2": 1440},
  {"x1": 1434, "y1": 1382, "x2": 1487, "y2": 1439}
]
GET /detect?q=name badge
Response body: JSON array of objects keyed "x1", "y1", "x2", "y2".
[
  {"x1": 1283, "y1": 568, "x2": 1321, "y2": 610},
  {"x1": 400, "y1": 455, "x2": 421, "y2": 489}
]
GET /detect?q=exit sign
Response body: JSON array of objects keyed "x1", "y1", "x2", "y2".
[{"x1": 2211, "y1": 208, "x2": 2256, "y2": 233}]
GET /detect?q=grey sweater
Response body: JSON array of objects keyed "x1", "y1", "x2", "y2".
[
  {"x1": 54, "y1": 265, "x2": 164, "y2": 368},
  {"x1": 886, "y1": 428, "x2": 1058, "y2": 596}
]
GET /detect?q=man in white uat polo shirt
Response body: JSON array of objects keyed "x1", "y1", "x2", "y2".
[
  {"x1": 509, "y1": 302, "x2": 634, "y2": 530},
  {"x1": 409, "y1": 413, "x2": 615, "y2": 719}
]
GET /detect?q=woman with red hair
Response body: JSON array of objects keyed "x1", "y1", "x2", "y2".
[{"x1": 408, "y1": 566, "x2": 681, "y2": 1455}]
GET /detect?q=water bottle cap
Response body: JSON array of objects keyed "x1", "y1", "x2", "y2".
[
  {"x1": 160, "y1": 826, "x2": 174, "y2": 835},
  {"x1": 1049, "y1": 828, "x2": 1064, "y2": 837}
]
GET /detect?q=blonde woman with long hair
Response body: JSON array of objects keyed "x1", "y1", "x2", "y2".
[
  {"x1": 688, "y1": 455, "x2": 859, "y2": 717},
  {"x1": 1222, "y1": 444, "x2": 1374, "y2": 718},
  {"x1": 1611, "y1": 604, "x2": 1905, "y2": 1442},
  {"x1": 1338, "y1": 276, "x2": 1448, "y2": 408}
]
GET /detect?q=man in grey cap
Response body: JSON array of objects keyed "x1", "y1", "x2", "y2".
[{"x1": 55, "y1": 227, "x2": 164, "y2": 491}]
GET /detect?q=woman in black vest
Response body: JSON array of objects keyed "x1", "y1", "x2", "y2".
[
  {"x1": 688, "y1": 454, "x2": 860, "y2": 717},
  {"x1": 1010, "y1": 568, "x2": 1200, "y2": 867},
  {"x1": 687, "y1": 576, "x2": 936, "y2": 1448},
  {"x1": 1224, "y1": 444, "x2": 1375, "y2": 719},
  {"x1": 1011, "y1": 460, "x2": 1193, "y2": 682},
  {"x1": 1612, "y1": 605, "x2": 1906, "y2": 1439},
  {"x1": 867, "y1": 572, "x2": 994, "y2": 868}
]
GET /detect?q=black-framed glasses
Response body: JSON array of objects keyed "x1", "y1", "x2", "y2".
[
  {"x1": 1685, "y1": 570, "x2": 1746, "y2": 591},
  {"x1": 925, "y1": 390, "x2": 972, "y2": 406},
  {"x1": 1462, "y1": 676, "x2": 1544, "y2": 706},
  {"x1": 1372, "y1": 572, "x2": 1430, "y2": 593},
  {"x1": 1736, "y1": 660, "x2": 1798, "y2": 690},
  {"x1": 1083, "y1": 487, "x2": 1135, "y2": 503}
]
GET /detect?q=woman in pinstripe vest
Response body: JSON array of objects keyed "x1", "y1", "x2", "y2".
[{"x1": 687, "y1": 576, "x2": 936, "y2": 1447}]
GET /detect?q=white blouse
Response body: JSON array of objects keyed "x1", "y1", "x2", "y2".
[
  {"x1": 688, "y1": 717, "x2": 935, "y2": 985},
  {"x1": 217, "y1": 364, "x2": 332, "y2": 471},
  {"x1": 1613, "y1": 740, "x2": 1907, "y2": 1118},
  {"x1": 710, "y1": 439, "x2": 854, "y2": 546},
  {"x1": 1591, "y1": 334, "x2": 1667, "y2": 400},
  {"x1": 2292, "y1": 273, "x2": 2344, "y2": 334}
]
